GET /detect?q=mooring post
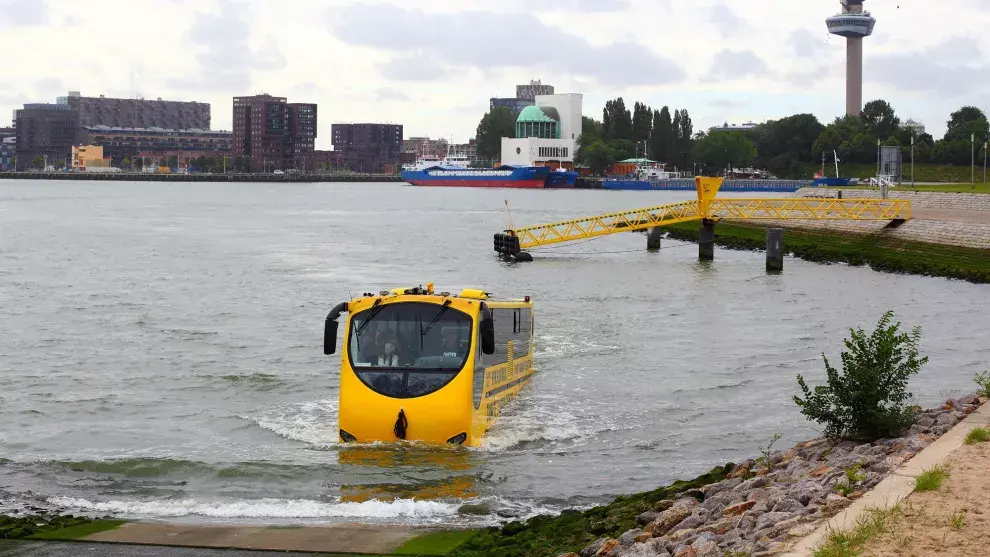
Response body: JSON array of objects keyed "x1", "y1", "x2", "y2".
[
  {"x1": 699, "y1": 219, "x2": 715, "y2": 261},
  {"x1": 766, "y1": 228, "x2": 784, "y2": 272},
  {"x1": 647, "y1": 227, "x2": 662, "y2": 251}
]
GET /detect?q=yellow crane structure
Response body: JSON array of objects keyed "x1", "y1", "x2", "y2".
[{"x1": 493, "y1": 177, "x2": 911, "y2": 262}]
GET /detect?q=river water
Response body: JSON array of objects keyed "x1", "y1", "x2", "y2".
[{"x1": 1, "y1": 181, "x2": 987, "y2": 526}]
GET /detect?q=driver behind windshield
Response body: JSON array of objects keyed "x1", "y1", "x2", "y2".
[{"x1": 439, "y1": 327, "x2": 463, "y2": 364}]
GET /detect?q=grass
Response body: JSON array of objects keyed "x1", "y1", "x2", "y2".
[
  {"x1": 964, "y1": 427, "x2": 990, "y2": 445},
  {"x1": 914, "y1": 465, "x2": 948, "y2": 492},
  {"x1": 394, "y1": 530, "x2": 478, "y2": 555},
  {"x1": 660, "y1": 221, "x2": 990, "y2": 284},
  {"x1": 812, "y1": 505, "x2": 903, "y2": 557},
  {"x1": 26, "y1": 519, "x2": 125, "y2": 540},
  {"x1": 839, "y1": 183, "x2": 990, "y2": 194},
  {"x1": 949, "y1": 510, "x2": 966, "y2": 531}
]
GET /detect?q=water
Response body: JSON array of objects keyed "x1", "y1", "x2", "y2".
[{"x1": 1, "y1": 181, "x2": 987, "y2": 526}]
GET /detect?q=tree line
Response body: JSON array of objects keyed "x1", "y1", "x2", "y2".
[{"x1": 474, "y1": 97, "x2": 990, "y2": 178}]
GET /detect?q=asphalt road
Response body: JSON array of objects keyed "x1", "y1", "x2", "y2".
[{"x1": 0, "y1": 541, "x2": 334, "y2": 557}]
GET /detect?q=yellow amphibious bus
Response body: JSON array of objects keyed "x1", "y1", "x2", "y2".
[{"x1": 323, "y1": 283, "x2": 535, "y2": 448}]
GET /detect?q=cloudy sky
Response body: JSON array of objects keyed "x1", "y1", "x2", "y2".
[{"x1": 2, "y1": 0, "x2": 989, "y2": 148}]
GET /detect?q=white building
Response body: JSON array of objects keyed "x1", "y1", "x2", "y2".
[{"x1": 500, "y1": 93, "x2": 582, "y2": 168}]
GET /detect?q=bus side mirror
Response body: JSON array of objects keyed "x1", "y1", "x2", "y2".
[
  {"x1": 480, "y1": 307, "x2": 495, "y2": 355},
  {"x1": 324, "y1": 302, "x2": 348, "y2": 355}
]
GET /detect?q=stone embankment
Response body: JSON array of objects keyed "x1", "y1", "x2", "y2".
[
  {"x1": 569, "y1": 395, "x2": 984, "y2": 557},
  {"x1": 726, "y1": 188, "x2": 990, "y2": 250}
]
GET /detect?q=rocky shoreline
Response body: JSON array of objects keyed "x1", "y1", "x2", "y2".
[{"x1": 565, "y1": 394, "x2": 984, "y2": 557}]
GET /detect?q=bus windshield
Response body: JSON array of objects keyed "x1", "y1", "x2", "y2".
[{"x1": 347, "y1": 302, "x2": 473, "y2": 398}]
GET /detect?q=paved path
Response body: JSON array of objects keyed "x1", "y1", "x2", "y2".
[
  {"x1": 80, "y1": 522, "x2": 420, "y2": 554},
  {"x1": 912, "y1": 207, "x2": 990, "y2": 224}
]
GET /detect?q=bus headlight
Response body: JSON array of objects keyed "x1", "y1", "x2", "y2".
[{"x1": 446, "y1": 432, "x2": 467, "y2": 445}]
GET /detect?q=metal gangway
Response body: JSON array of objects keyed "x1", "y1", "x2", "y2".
[{"x1": 493, "y1": 177, "x2": 911, "y2": 260}]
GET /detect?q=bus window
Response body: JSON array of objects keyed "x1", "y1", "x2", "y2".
[{"x1": 348, "y1": 302, "x2": 472, "y2": 399}]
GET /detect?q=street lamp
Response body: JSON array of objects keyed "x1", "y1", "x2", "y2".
[
  {"x1": 971, "y1": 133, "x2": 976, "y2": 190},
  {"x1": 910, "y1": 135, "x2": 915, "y2": 187}
]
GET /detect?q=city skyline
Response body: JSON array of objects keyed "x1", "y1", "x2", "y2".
[{"x1": 2, "y1": 0, "x2": 989, "y2": 147}]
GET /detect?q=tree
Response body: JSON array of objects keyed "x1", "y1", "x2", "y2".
[
  {"x1": 653, "y1": 107, "x2": 673, "y2": 163},
  {"x1": 676, "y1": 109, "x2": 694, "y2": 168},
  {"x1": 750, "y1": 114, "x2": 824, "y2": 176},
  {"x1": 603, "y1": 98, "x2": 632, "y2": 141},
  {"x1": 693, "y1": 131, "x2": 757, "y2": 173},
  {"x1": 167, "y1": 155, "x2": 179, "y2": 168},
  {"x1": 575, "y1": 116, "x2": 604, "y2": 167},
  {"x1": 122, "y1": 157, "x2": 132, "y2": 169},
  {"x1": 607, "y1": 139, "x2": 636, "y2": 161},
  {"x1": 861, "y1": 99, "x2": 901, "y2": 140},
  {"x1": 581, "y1": 140, "x2": 616, "y2": 175},
  {"x1": 475, "y1": 107, "x2": 516, "y2": 162},
  {"x1": 944, "y1": 106, "x2": 989, "y2": 144},
  {"x1": 134, "y1": 157, "x2": 144, "y2": 170},
  {"x1": 794, "y1": 311, "x2": 927, "y2": 442},
  {"x1": 581, "y1": 116, "x2": 603, "y2": 141},
  {"x1": 632, "y1": 102, "x2": 652, "y2": 144},
  {"x1": 32, "y1": 155, "x2": 44, "y2": 170}
]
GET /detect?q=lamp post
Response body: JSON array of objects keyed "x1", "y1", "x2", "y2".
[
  {"x1": 984, "y1": 141, "x2": 987, "y2": 184},
  {"x1": 910, "y1": 135, "x2": 915, "y2": 187},
  {"x1": 971, "y1": 133, "x2": 975, "y2": 190}
]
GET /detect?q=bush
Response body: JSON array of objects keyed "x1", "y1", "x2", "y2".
[
  {"x1": 794, "y1": 311, "x2": 928, "y2": 442},
  {"x1": 973, "y1": 371, "x2": 990, "y2": 398}
]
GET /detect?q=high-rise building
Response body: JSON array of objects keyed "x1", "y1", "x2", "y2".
[
  {"x1": 81, "y1": 126, "x2": 232, "y2": 165},
  {"x1": 331, "y1": 123, "x2": 403, "y2": 173},
  {"x1": 232, "y1": 94, "x2": 318, "y2": 172},
  {"x1": 826, "y1": 1, "x2": 876, "y2": 116},
  {"x1": 490, "y1": 98, "x2": 534, "y2": 115},
  {"x1": 516, "y1": 80, "x2": 554, "y2": 101},
  {"x1": 58, "y1": 91, "x2": 211, "y2": 130},
  {"x1": 14, "y1": 103, "x2": 77, "y2": 170},
  {"x1": 0, "y1": 136, "x2": 15, "y2": 171}
]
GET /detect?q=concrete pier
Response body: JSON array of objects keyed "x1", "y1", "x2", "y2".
[
  {"x1": 699, "y1": 220, "x2": 715, "y2": 261},
  {"x1": 647, "y1": 227, "x2": 663, "y2": 251},
  {"x1": 766, "y1": 228, "x2": 784, "y2": 272}
]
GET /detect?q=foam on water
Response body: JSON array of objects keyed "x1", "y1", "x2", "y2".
[
  {"x1": 243, "y1": 399, "x2": 339, "y2": 447},
  {"x1": 48, "y1": 496, "x2": 459, "y2": 522}
]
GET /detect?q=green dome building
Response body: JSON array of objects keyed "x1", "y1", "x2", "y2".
[{"x1": 515, "y1": 106, "x2": 561, "y2": 139}]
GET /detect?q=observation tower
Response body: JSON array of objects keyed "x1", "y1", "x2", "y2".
[{"x1": 826, "y1": 0, "x2": 876, "y2": 116}]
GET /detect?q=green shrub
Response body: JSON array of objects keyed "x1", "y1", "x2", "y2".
[
  {"x1": 914, "y1": 465, "x2": 947, "y2": 492},
  {"x1": 794, "y1": 311, "x2": 928, "y2": 442},
  {"x1": 964, "y1": 427, "x2": 990, "y2": 445},
  {"x1": 973, "y1": 372, "x2": 990, "y2": 398}
]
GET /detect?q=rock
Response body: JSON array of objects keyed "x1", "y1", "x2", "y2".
[
  {"x1": 755, "y1": 512, "x2": 793, "y2": 531},
  {"x1": 808, "y1": 465, "x2": 833, "y2": 477},
  {"x1": 558, "y1": 553, "x2": 581, "y2": 557},
  {"x1": 636, "y1": 511, "x2": 661, "y2": 525},
  {"x1": 936, "y1": 414, "x2": 956, "y2": 426},
  {"x1": 665, "y1": 527, "x2": 699, "y2": 543},
  {"x1": 670, "y1": 514, "x2": 705, "y2": 534},
  {"x1": 634, "y1": 532, "x2": 653, "y2": 544},
  {"x1": 761, "y1": 515, "x2": 806, "y2": 539},
  {"x1": 680, "y1": 489, "x2": 705, "y2": 502},
  {"x1": 652, "y1": 500, "x2": 675, "y2": 512},
  {"x1": 614, "y1": 542, "x2": 665, "y2": 557},
  {"x1": 581, "y1": 538, "x2": 609, "y2": 557},
  {"x1": 596, "y1": 539, "x2": 621, "y2": 556},
  {"x1": 847, "y1": 490, "x2": 865, "y2": 501},
  {"x1": 722, "y1": 500, "x2": 756, "y2": 517},
  {"x1": 672, "y1": 546, "x2": 696, "y2": 557},
  {"x1": 823, "y1": 494, "x2": 852, "y2": 514},
  {"x1": 788, "y1": 522, "x2": 818, "y2": 538},
  {"x1": 672, "y1": 498, "x2": 699, "y2": 510},
  {"x1": 647, "y1": 506, "x2": 693, "y2": 537},
  {"x1": 771, "y1": 498, "x2": 805, "y2": 514},
  {"x1": 699, "y1": 515, "x2": 740, "y2": 535},
  {"x1": 736, "y1": 476, "x2": 768, "y2": 492},
  {"x1": 727, "y1": 464, "x2": 751, "y2": 480},
  {"x1": 917, "y1": 416, "x2": 935, "y2": 427},
  {"x1": 456, "y1": 503, "x2": 491, "y2": 515},
  {"x1": 619, "y1": 529, "x2": 642, "y2": 546},
  {"x1": 691, "y1": 540, "x2": 719, "y2": 557}
]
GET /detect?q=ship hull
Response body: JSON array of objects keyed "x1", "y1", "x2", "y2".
[
  {"x1": 604, "y1": 179, "x2": 810, "y2": 192},
  {"x1": 402, "y1": 166, "x2": 550, "y2": 189}
]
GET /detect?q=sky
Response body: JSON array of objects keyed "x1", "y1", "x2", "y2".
[{"x1": 3, "y1": 0, "x2": 990, "y2": 149}]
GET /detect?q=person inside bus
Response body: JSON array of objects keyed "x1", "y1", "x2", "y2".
[
  {"x1": 439, "y1": 328, "x2": 463, "y2": 365},
  {"x1": 378, "y1": 337, "x2": 400, "y2": 367}
]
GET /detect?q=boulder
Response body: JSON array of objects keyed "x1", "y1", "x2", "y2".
[
  {"x1": 636, "y1": 511, "x2": 661, "y2": 526},
  {"x1": 771, "y1": 498, "x2": 805, "y2": 514},
  {"x1": 581, "y1": 538, "x2": 609, "y2": 557},
  {"x1": 619, "y1": 529, "x2": 643, "y2": 546},
  {"x1": 646, "y1": 506, "x2": 693, "y2": 537},
  {"x1": 755, "y1": 511, "x2": 793, "y2": 532},
  {"x1": 722, "y1": 500, "x2": 756, "y2": 517},
  {"x1": 596, "y1": 539, "x2": 621, "y2": 556}
]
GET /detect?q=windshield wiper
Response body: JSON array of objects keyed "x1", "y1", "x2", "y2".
[
  {"x1": 354, "y1": 298, "x2": 387, "y2": 338},
  {"x1": 420, "y1": 300, "x2": 452, "y2": 338}
]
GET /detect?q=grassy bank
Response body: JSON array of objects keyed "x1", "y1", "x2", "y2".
[
  {"x1": 449, "y1": 463, "x2": 733, "y2": 557},
  {"x1": 798, "y1": 163, "x2": 989, "y2": 183},
  {"x1": 660, "y1": 221, "x2": 990, "y2": 284},
  {"x1": 0, "y1": 514, "x2": 124, "y2": 540}
]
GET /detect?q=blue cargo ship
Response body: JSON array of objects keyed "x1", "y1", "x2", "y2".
[{"x1": 401, "y1": 153, "x2": 576, "y2": 188}]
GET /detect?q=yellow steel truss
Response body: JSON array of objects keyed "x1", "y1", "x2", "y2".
[
  {"x1": 505, "y1": 177, "x2": 912, "y2": 250},
  {"x1": 513, "y1": 200, "x2": 702, "y2": 249}
]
